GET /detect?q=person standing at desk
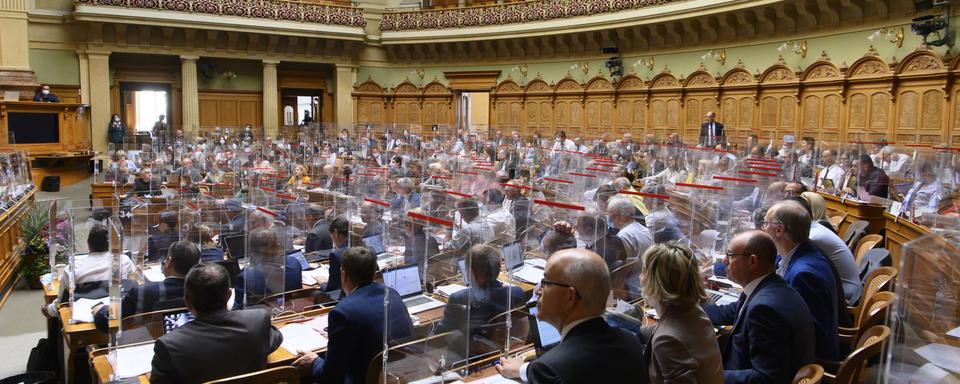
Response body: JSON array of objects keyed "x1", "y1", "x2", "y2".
[
  {"x1": 497, "y1": 249, "x2": 646, "y2": 382},
  {"x1": 153, "y1": 114, "x2": 168, "y2": 148},
  {"x1": 702, "y1": 230, "x2": 815, "y2": 383},
  {"x1": 293, "y1": 247, "x2": 414, "y2": 384},
  {"x1": 699, "y1": 111, "x2": 724, "y2": 148},
  {"x1": 33, "y1": 84, "x2": 59, "y2": 102},
  {"x1": 150, "y1": 262, "x2": 283, "y2": 384},
  {"x1": 108, "y1": 114, "x2": 126, "y2": 147}
]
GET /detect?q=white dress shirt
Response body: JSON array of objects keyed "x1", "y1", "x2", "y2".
[
  {"x1": 485, "y1": 206, "x2": 516, "y2": 239},
  {"x1": 816, "y1": 164, "x2": 845, "y2": 193},
  {"x1": 775, "y1": 243, "x2": 801, "y2": 277},
  {"x1": 616, "y1": 221, "x2": 654, "y2": 258}
]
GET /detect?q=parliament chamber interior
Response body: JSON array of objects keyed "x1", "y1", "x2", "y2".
[{"x1": 0, "y1": 0, "x2": 958, "y2": 382}]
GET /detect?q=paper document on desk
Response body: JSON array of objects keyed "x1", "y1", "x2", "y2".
[
  {"x1": 114, "y1": 343, "x2": 156, "y2": 379},
  {"x1": 461, "y1": 375, "x2": 519, "y2": 384},
  {"x1": 143, "y1": 267, "x2": 165, "y2": 283},
  {"x1": 436, "y1": 284, "x2": 468, "y2": 297},
  {"x1": 915, "y1": 343, "x2": 960, "y2": 374},
  {"x1": 280, "y1": 323, "x2": 328, "y2": 354},
  {"x1": 72, "y1": 298, "x2": 106, "y2": 323},
  {"x1": 525, "y1": 258, "x2": 546, "y2": 269},
  {"x1": 305, "y1": 315, "x2": 329, "y2": 335},
  {"x1": 302, "y1": 266, "x2": 330, "y2": 286}
]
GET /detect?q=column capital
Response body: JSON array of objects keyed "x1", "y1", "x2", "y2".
[
  {"x1": 335, "y1": 64, "x2": 358, "y2": 71},
  {"x1": 80, "y1": 50, "x2": 111, "y2": 58},
  {"x1": 180, "y1": 55, "x2": 200, "y2": 62},
  {"x1": 262, "y1": 59, "x2": 280, "y2": 66}
]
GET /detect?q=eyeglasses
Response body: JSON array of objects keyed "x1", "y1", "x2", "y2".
[
  {"x1": 725, "y1": 252, "x2": 747, "y2": 260},
  {"x1": 540, "y1": 278, "x2": 582, "y2": 299},
  {"x1": 761, "y1": 220, "x2": 782, "y2": 228}
]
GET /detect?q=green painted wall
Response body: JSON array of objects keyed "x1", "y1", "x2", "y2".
[
  {"x1": 357, "y1": 21, "x2": 958, "y2": 88},
  {"x1": 196, "y1": 58, "x2": 263, "y2": 91},
  {"x1": 30, "y1": 49, "x2": 80, "y2": 86},
  {"x1": 33, "y1": 0, "x2": 73, "y2": 12}
]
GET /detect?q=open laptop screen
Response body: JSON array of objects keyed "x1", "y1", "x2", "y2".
[
  {"x1": 458, "y1": 258, "x2": 470, "y2": 286},
  {"x1": 382, "y1": 265, "x2": 422, "y2": 298},
  {"x1": 362, "y1": 235, "x2": 386, "y2": 255},
  {"x1": 223, "y1": 235, "x2": 246, "y2": 259},
  {"x1": 502, "y1": 241, "x2": 523, "y2": 270},
  {"x1": 529, "y1": 306, "x2": 561, "y2": 352}
]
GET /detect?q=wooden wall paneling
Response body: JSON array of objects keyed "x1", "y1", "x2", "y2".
[
  {"x1": 950, "y1": 56, "x2": 960, "y2": 146},
  {"x1": 523, "y1": 79, "x2": 553, "y2": 136},
  {"x1": 893, "y1": 50, "x2": 949, "y2": 144},
  {"x1": 800, "y1": 57, "x2": 845, "y2": 141},
  {"x1": 421, "y1": 81, "x2": 453, "y2": 128},
  {"x1": 615, "y1": 75, "x2": 646, "y2": 138},
  {"x1": 48, "y1": 85, "x2": 81, "y2": 104},
  {"x1": 393, "y1": 81, "x2": 422, "y2": 127},
  {"x1": 554, "y1": 77, "x2": 584, "y2": 137},
  {"x1": 196, "y1": 91, "x2": 263, "y2": 133},
  {"x1": 490, "y1": 79, "x2": 523, "y2": 131},
  {"x1": 758, "y1": 61, "x2": 800, "y2": 141},
  {"x1": 682, "y1": 68, "x2": 720, "y2": 141},
  {"x1": 648, "y1": 72, "x2": 682, "y2": 139},
  {"x1": 584, "y1": 76, "x2": 615, "y2": 140},
  {"x1": 353, "y1": 80, "x2": 387, "y2": 125},
  {"x1": 718, "y1": 65, "x2": 758, "y2": 140}
]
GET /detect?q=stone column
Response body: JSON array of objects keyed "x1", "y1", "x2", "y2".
[
  {"x1": 180, "y1": 55, "x2": 200, "y2": 140},
  {"x1": 262, "y1": 59, "x2": 279, "y2": 138},
  {"x1": 0, "y1": 0, "x2": 36, "y2": 93},
  {"x1": 335, "y1": 64, "x2": 356, "y2": 129},
  {"x1": 87, "y1": 51, "x2": 111, "y2": 153}
]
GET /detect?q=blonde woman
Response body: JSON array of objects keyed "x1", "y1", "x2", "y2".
[
  {"x1": 639, "y1": 242, "x2": 723, "y2": 384},
  {"x1": 800, "y1": 191, "x2": 835, "y2": 234},
  {"x1": 288, "y1": 165, "x2": 311, "y2": 188}
]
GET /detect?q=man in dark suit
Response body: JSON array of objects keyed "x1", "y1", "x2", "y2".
[
  {"x1": 703, "y1": 230, "x2": 815, "y2": 383},
  {"x1": 699, "y1": 111, "x2": 725, "y2": 147},
  {"x1": 403, "y1": 208, "x2": 441, "y2": 267},
  {"x1": 763, "y1": 200, "x2": 840, "y2": 362},
  {"x1": 293, "y1": 247, "x2": 415, "y2": 384},
  {"x1": 149, "y1": 262, "x2": 283, "y2": 384},
  {"x1": 148, "y1": 211, "x2": 180, "y2": 262},
  {"x1": 93, "y1": 240, "x2": 199, "y2": 332},
  {"x1": 321, "y1": 217, "x2": 350, "y2": 295},
  {"x1": 304, "y1": 205, "x2": 333, "y2": 253},
  {"x1": 497, "y1": 249, "x2": 645, "y2": 382},
  {"x1": 219, "y1": 199, "x2": 246, "y2": 237},
  {"x1": 126, "y1": 168, "x2": 158, "y2": 197}
]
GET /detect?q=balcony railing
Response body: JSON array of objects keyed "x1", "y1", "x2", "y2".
[
  {"x1": 75, "y1": 0, "x2": 367, "y2": 27},
  {"x1": 380, "y1": 0, "x2": 674, "y2": 31}
]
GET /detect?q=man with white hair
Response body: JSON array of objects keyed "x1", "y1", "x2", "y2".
[
  {"x1": 497, "y1": 249, "x2": 645, "y2": 382},
  {"x1": 873, "y1": 145, "x2": 912, "y2": 175},
  {"x1": 606, "y1": 195, "x2": 653, "y2": 258},
  {"x1": 389, "y1": 177, "x2": 420, "y2": 211}
]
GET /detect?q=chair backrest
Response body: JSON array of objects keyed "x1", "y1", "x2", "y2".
[
  {"x1": 365, "y1": 331, "x2": 456, "y2": 384},
  {"x1": 856, "y1": 291, "x2": 895, "y2": 332},
  {"x1": 842, "y1": 221, "x2": 869, "y2": 252},
  {"x1": 852, "y1": 267, "x2": 897, "y2": 324},
  {"x1": 835, "y1": 325, "x2": 890, "y2": 384},
  {"x1": 792, "y1": 363, "x2": 824, "y2": 384},
  {"x1": 854, "y1": 234, "x2": 883, "y2": 266},
  {"x1": 827, "y1": 214, "x2": 846, "y2": 233},
  {"x1": 610, "y1": 258, "x2": 641, "y2": 300},
  {"x1": 483, "y1": 307, "x2": 531, "y2": 351},
  {"x1": 203, "y1": 366, "x2": 300, "y2": 384}
]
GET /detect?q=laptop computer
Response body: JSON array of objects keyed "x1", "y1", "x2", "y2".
[
  {"x1": 528, "y1": 306, "x2": 561, "y2": 355},
  {"x1": 381, "y1": 264, "x2": 445, "y2": 314},
  {"x1": 503, "y1": 240, "x2": 544, "y2": 284},
  {"x1": 223, "y1": 235, "x2": 246, "y2": 260},
  {"x1": 458, "y1": 258, "x2": 471, "y2": 286},
  {"x1": 288, "y1": 250, "x2": 309, "y2": 271},
  {"x1": 362, "y1": 234, "x2": 386, "y2": 255}
]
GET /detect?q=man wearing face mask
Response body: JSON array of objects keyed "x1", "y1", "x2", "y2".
[{"x1": 33, "y1": 84, "x2": 60, "y2": 102}]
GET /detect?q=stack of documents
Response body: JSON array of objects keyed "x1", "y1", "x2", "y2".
[
  {"x1": 436, "y1": 284, "x2": 468, "y2": 298},
  {"x1": 115, "y1": 343, "x2": 156, "y2": 379},
  {"x1": 279, "y1": 323, "x2": 328, "y2": 354}
]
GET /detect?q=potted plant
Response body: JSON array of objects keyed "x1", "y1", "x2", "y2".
[{"x1": 18, "y1": 202, "x2": 66, "y2": 289}]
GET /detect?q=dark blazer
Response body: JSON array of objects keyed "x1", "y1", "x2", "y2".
[
  {"x1": 510, "y1": 197, "x2": 534, "y2": 239},
  {"x1": 310, "y1": 282, "x2": 414, "y2": 384},
  {"x1": 703, "y1": 274, "x2": 815, "y2": 384},
  {"x1": 864, "y1": 168, "x2": 891, "y2": 198},
  {"x1": 147, "y1": 230, "x2": 178, "y2": 262},
  {"x1": 435, "y1": 283, "x2": 526, "y2": 335},
  {"x1": 322, "y1": 246, "x2": 346, "y2": 294},
  {"x1": 232, "y1": 254, "x2": 303, "y2": 309},
  {"x1": 94, "y1": 277, "x2": 185, "y2": 332},
  {"x1": 149, "y1": 308, "x2": 283, "y2": 384},
  {"x1": 782, "y1": 241, "x2": 841, "y2": 362},
  {"x1": 304, "y1": 219, "x2": 333, "y2": 253},
  {"x1": 525, "y1": 317, "x2": 645, "y2": 383},
  {"x1": 404, "y1": 231, "x2": 440, "y2": 267},
  {"x1": 699, "y1": 122, "x2": 725, "y2": 146},
  {"x1": 108, "y1": 122, "x2": 125, "y2": 144},
  {"x1": 200, "y1": 247, "x2": 225, "y2": 262},
  {"x1": 127, "y1": 178, "x2": 158, "y2": 197},
  {"x1": 587, "y1": 233, "x2": 628, "y2": 270}
]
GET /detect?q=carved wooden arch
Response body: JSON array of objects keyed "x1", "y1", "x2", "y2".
[
  {"x1": 719, "y1": 67, "x2": 756, "y2": 86},
  {"x1": 554, "y1": 77, "x2": 584, "y2": 93},
  {"x1": 524, "y1": 78, "x2": 552, "y2": 95},
  {"x1": 354, "y1": 79, "x2": 386, "y2": 96},
  {"x1": 759, "y1": 63, "x2": 797, "y2": 83},
  {"x1": 584, "y1": 76, "x2": 614, "y2": 92},
  {"x1": 848, "y1": 55, "x2": 891, "y2": 78},
  {"x1": 683, "y1": 70, "x2": 718, "y2": 88},
  {"x1": 801, "y1": 60, "x2": 841, "y2": 82},
  {"x1": 896, "y1": 48, "x2": 946, "y2": 74},
  {"x1": 951, "y1": 54, "x2": 960, "y2": 71},
  {"x1": 422, "y1": 80, "x2": 451, "y2": 95},
  {"x1": 394, "y1": 81, "x2": 421, "y2": 95},
  {"x1": 650, "y1": 72, "x2": 680, "y2": 88},
  {"x1": 493, "y1": 79, "x2": 523, "y2": 94},
  {"x1": 616, "y1": 74, "x2": 645, "y2": 91}
]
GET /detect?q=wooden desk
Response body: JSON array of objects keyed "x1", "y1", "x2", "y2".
[
  {"x1": 43, "y1": 279, "x2": 59, "y2": 304},
  {"x1": 0, "y1": 188, "x2": 36, "y2": 308},
  {"x1": 0, "y1": 101, "x2": 91, "y2": 155},
  {"x1": 59, "y1": 306, "x2": 117, "y2": 384},
  {"x1": 90, "y1": 183, "x2": 122, "y2": 207},
  {"x1": 31, "y1": 152, "x2": 94, "y2": 187},
  {"x1": 882, "y1": 212, "x2": 931, "y2": 270},
  {"x1": 821, "y1": 193, "x2": 887, "y2": 235}
]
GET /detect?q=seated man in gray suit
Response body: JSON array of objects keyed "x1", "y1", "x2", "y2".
[{"x1": 150, "y1": 262, "x2": 283, "y2": 384}]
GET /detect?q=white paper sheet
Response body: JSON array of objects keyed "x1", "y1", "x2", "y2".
[
  {"x1": 72, "y1": 298, "x2": 106, "y2": 323},
  {"x1": 114, "y1": 343, "x2": 156, "y2": 379},
  {"x1": 280, "y1": 323, "x2": 328, "y2": 355},
  {"x1": 305, "y1": 315, "x2": 329, "y2": 335},
  {"x1": 915, "y1": 343, "x2": 960, "y2": 374},
  {"x1": 436, "y1": 284, "x2": 468, "y2": 297},
  {"x1": 469, "y1": 375, "x2": 520, "y2": 384},
  {"x1": 143, "y1": 268, "x2": 165, "y2": 283}
]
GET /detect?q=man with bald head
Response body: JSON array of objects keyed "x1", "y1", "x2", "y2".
[
  {"x1": 703, "y1": 230, "x2": 815, "y2": 383},
  {"x1": 762, "y1": 200, "x2": 840, "y2": 362},
  {"x1": 497, "y1": 249, "x2": 645, "y2": 383}
]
